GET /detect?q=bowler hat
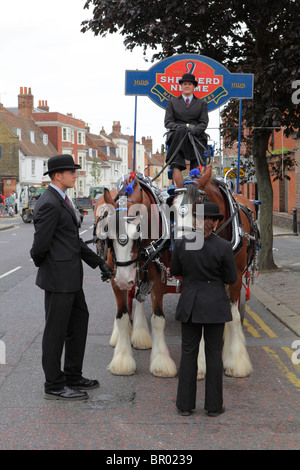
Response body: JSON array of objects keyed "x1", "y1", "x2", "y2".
[
  {"x1": 44, "y1": 154, "x2": 81, "y2": 175},
  {"x1": 194, "y1": 202, "x2": 224, "y2": 221},
  {"x1": 179, "y1": 73, "x2": 198, "y2": 87}
]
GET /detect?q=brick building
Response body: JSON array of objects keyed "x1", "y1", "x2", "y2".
[
  {"x1": 32, "y1": 100, "x2": 88, "y2": 196},
  {"x1": 0, "y1": 88, "x2": 57, "y2": 197},
  {"x1": 224, "y1": 127, "x2": 299, "y2": 230}
]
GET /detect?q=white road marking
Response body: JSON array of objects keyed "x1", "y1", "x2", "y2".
[{"x1": 0, "y1": 266, "x2": 22, "y2": 279}]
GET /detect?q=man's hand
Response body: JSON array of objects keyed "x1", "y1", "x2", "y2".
[
  {"x1": 99, "y1": 260, "x2": 113, "y2": 282},
  {"x1": 187, "y1": 125, "x2": 197, "y2": 135}
]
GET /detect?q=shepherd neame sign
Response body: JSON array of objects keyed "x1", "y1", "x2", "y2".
[{"x1": 125, "y1": 53, "x2": 253, "y2": 112}]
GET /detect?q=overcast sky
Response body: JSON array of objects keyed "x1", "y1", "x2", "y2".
[{"x1": 0, "y1": 0, "x2": 221, "y2": 153}]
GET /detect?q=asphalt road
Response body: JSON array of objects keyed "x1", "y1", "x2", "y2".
[{"x1": 0, "y1": 213, "x2": 299, "y2": 451}]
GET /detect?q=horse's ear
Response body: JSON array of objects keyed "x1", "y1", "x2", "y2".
[
  {"x1": 104, "y1": 188, "x2": 117, "y2": 208},
  {"x1": 130, "y1": 179, "x2": 143, "y2": 204},
  {"x1": 198, "y1": 165, "x2": 212, "y2": 188}
]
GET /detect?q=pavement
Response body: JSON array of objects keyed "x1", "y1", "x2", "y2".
[
  {"x1": 1, "y1": 214, "x2": 299, "y2": 337},
  {"x1": 0, "y1": 214, "x2": 299, "y2": 451}
]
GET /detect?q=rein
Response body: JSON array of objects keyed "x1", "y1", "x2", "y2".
[{"x1": 152, "y1": 127, "x2": 208, "y2": 182}]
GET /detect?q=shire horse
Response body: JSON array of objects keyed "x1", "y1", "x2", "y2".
[
  {"x1": 94, "y1": 175, "x2": 177, "y2": 377},
  {"x1": 173, "y1": 166, "x2": 259, "y2": 378}
]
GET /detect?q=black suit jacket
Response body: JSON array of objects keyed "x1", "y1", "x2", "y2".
[
  {"x1": 164, "y1": 94, "x2": 209, "y2": 137},
  {"x1": 170, "y1": 233, "x2": 237, "y2": 323},
  {"x1": 30, "y1": 186, "x2": 100, "y2": 293}
]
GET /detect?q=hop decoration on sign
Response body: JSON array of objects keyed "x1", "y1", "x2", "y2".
[{"x1": 125, "y1": 171, "x2": 136, "y2": 195}]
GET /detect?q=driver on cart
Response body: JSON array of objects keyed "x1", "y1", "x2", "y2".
[{"x1": 164, "y1": 73, "x2": 209, "y2": 188}]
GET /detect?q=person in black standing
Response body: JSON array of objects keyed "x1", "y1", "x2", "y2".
[
  {"x1": 164, "y1": 73, "x2": 209, "y2": 188},
  {"x1": 170, "y1": 202, "x2": 237, "y2": 416},
  {"x1": 30, "y1": 154, "x2": 112, "y2": 400}
]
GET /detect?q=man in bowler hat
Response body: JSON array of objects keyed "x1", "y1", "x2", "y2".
[
  {"x1": 164, "y1": 73, "x2": 209, "y2": 187},
  {"x1": 30, "y1": 154, "x2": 112, "y2": 400}
]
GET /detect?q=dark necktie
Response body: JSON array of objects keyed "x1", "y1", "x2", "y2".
[
  {"x1": 65, "y1": 195, "x2": 71, "y2": 207},
  {"x1": 186, "y1": 98, "x2": 190, "y2": 108}
]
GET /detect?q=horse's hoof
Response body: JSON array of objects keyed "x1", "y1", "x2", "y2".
[
  {"x1": 151, "y1": 370, "x2": 177, "y2": 378},
  {"x1": 107, "y1": 357, "x2": 136, "y2": 376},
  {"x1": 224, "y1": 368, "x2": 250, "y2": 378},
  {"x1": 110, "y1": 370, "x2": 135, "y2": 376},
  {"x1": 150, "y1": 357, "x2": 177, "y2": 378}
]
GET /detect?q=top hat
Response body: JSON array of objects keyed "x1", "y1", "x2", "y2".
[
  {"x1": 44, "y1": 154, "x2": 81, "y2": 175},
  {"x1": 179, "y1": 73, "x2": 198, "y2": 87},
  {"x1": 194, "y1": 202, "x2": 224, "y2": 221}
]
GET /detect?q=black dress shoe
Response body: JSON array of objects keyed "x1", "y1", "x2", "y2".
[
  {"x1": 44, "y1": 386, "x2": 88, "y2": 401},
  {"x1": 207, "y1": 407, "x2": 225, "y2": 417},
  {"x1": 67, "y1": 377, "x2": 100, "y2": 389},
  {"x1": 179, "y1": 410, "x2": 192, "y2": 416}
]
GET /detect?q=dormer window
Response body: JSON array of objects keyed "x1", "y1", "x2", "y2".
[{"x1": 43, "y1": 134, "x2": 48, "y2": 145}]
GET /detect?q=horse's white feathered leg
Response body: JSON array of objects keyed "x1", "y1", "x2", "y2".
[
  {"x1": 107, "y1": 313, "x2": 136, "y2": 375},
  {"x1": 150, "y1": 314, "x2": 177, "y2": 377},
  {"x1": 109, "y1": 317, "x2": 132, "y2": 347},
  {"x1": 223, "y1": 302, "x2": 253, "y2": 377},
  {"x1": 109, "y1": 319, "x2": 118, "y2": 347},
  {"x1": 131, "y1": 301, "x2": 152, "y2": 349},
  {"x1": 197, "y1": 331, "x2": 206, "y2": 379}
]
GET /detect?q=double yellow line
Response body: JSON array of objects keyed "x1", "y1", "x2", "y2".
[{"x1": 244, "y1": 305, "x2": 300, "y2": 389}]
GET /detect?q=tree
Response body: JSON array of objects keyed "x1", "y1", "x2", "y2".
[
  {"x1": 90, "y1": 156, "x2": 102, "y2": 187},
  {"x1": 82, "y1": 0, "x2": 300, "y2": 270}
]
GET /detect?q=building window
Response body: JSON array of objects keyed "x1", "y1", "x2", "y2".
[
  {"x1": 62, "y1": 127, "x2": 72, "y2": 142},
  {"x1": 77, "y1": 131, "x2": 85, "y2": 145},
  {"x1": 43, "y1": 134, "x2": 48, "y2": 145},
  {"x1": 31, "y1": 159, "x2": 36, "y2": 176}
]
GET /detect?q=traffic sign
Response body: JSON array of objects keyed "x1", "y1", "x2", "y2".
[{"x1": 224, "y1": 167, "x2": 245, "y2": 178}]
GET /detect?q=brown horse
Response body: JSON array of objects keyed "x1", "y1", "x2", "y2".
[
  {"x1": 94, "y1": 176, "x2": 177, "y2": 377},
  {"x1": 172, "y1": 166, "x2": 259, "y2": 378}
]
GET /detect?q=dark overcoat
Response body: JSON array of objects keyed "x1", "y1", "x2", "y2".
[
  {"x1": 164, "y1": 94, "x2": 209, "y2": 136},
  {"x1": 170, "y1": 232, "x2": 237, "y2": 323},
  {"x1": 30, "y1": 186, "x2": 100, "y2": 293}
]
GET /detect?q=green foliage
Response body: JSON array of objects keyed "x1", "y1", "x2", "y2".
[{"x1": 81, "y1": 0, "x2": 300, "y2": 269}]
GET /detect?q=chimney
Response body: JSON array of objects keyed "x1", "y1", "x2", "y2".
[
  {"x1": 112, "y1": 121, "x2": 121, "y2": 134},
  {"x1": 38, "y1": 100, "x2": 49, "y2": 112},
  {"x1": 142, "y1": 136, "x2": 153, "y2": 153},
  {"x1": 18, "y1": 86, "x2": 34, "y2": 118}
]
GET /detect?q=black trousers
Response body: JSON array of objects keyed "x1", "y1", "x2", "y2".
[
  {"x1": 166, "y1": 128, "x2": 206, "y2": 171},
  {"x1": 176, "y1": 320, "x2": 225, "y2": 412},
  {"x1": 42, "y1": 289, "x2": 89, "y2": 392}
]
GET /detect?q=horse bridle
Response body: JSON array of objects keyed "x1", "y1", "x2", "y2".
[{"x1": 93, "y1": 194, "x2": 145, "y2": 268}]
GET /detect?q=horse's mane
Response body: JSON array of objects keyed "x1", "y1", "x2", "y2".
[{"x1": 185, "y1": 182, "x2": 203, "y2": 204}]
